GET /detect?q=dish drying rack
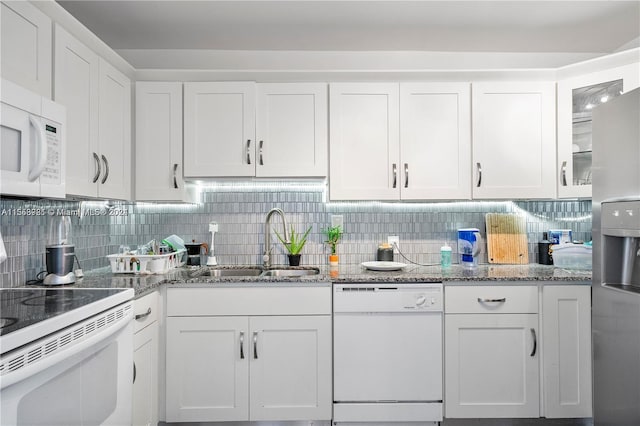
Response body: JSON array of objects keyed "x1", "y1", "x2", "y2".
[{"x1": 107, "y1": 249, "x2": 186, "y2": 274}]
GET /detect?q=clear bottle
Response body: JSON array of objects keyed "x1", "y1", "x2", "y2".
[{"x1": 440, "y1": 242, "x2": 452, "y2": 268}]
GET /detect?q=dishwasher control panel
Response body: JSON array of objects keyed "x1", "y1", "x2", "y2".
[{"x1": 333, "y1": 283, "x2": 443, "y2": 313}]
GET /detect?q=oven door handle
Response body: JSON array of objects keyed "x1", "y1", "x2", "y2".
[{"x1": 0, "y1": 313, "x2": 131, "y2": 389}]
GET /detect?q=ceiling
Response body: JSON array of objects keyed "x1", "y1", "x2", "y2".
[{"x1": 56, "y1": 0, "x2": 640, "y2": 70}]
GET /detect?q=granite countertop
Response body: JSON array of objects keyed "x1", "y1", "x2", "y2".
[{"x1": 66, "y1": 263, "x2": 591, "y2": 298}]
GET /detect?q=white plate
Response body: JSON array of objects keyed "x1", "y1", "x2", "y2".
[{"x1": 361, "y1": 261, "x2": 407, "y2": 271}]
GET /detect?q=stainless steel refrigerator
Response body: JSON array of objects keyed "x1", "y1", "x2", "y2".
[{"x1": 592, "y1": 87, "x2": 640, "y2": 426}]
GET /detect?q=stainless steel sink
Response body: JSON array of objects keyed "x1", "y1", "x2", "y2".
[
  {"x1": 196, "y1": 268, "x2": 263, "y2": 277},
  {"x1": 260, "y1": 268, "x2": 320, "y2": 277},
  {"x1": 191, "y1": 267, "x2": 320, "y2": 278}
]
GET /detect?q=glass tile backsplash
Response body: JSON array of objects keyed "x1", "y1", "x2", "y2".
[{"x1": 0, "y1": 183, "x2": 592, "y2": 287}]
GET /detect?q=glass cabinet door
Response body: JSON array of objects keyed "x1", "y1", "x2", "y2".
[{"x1": 557, "y1": 62, "x2": 640, "y2": 198}]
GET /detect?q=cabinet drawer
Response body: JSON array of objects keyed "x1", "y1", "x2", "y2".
[
  {"x1": 445, "y1": 286, "x2": 538, "y2": 314},
  {"x1": 167, "y1": 286, "x2": 331, "y2": 316},
  {"x1": 133, "y1": 291, "x2": 159, "y2": 333}
]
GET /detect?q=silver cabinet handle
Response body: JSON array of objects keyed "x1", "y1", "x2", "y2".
[
  {"x1": 476, "y1": 162, "x2": 482, "y2": 187},
  {"x1": 101, "y1": 155, "x2": 109, "y2": 184},
  {"x1": 477, "y1": 297, "x2": 506, "y2": 303},
  {"x1": 561, "y1": 161, "x2": 568, "y2": 186},
  {"x1": 530, "y1": 328, "x2": 537, "y2": 357},
  {"x1": 392, "y1": 163, "x2": 397, "y2": 188},
  {"x1": 239, "y1": 331, "x2": 245, "y2": 360},
  {"x1": 135, "y1": 307, "x2": 151, "y2": 320},
  {"x1": 173, "y1": 163, "x2": 179, "y2": 189},
  {"x1": 404, "y1": 163, "x2": 409, "y2": 188},
  {"x1": 246, "y1": 139, "x2": 252, "y2": 165},
  {"x1": 92, "y1": 152, "x2": 101, "y2": 183},
  {"x1": 253, "y1": 331, "x2": 258, "y2": 359},
  {"x1": 133, "y1": 361, "x2": 136, "y2": 384},
  {"x1": 259, "y1": 140, "x2": 264, "y2": 166}
]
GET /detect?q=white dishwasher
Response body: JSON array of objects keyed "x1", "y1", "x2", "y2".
[{"x1": 333, "y1": 283, "x2": 443, "y2": 426}]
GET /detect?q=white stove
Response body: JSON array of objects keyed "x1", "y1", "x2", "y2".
[{"x1": 0, "y1": 287, "x2": 134, "y2": 425}]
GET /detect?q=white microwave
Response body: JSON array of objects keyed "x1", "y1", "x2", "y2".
[{"x1": 1, "y1": 79, "x2": 66, "y2": 198}]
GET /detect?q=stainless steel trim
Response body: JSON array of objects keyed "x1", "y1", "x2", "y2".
[
  {"x1": 392, "y1": 163, "x2": 397, "y2": 188},
  {"x1": 404, "y1": 163, "x2": 409, "y2": 188},
  {"x1": 253, "y1": 331, "x2": 258, "y2": 359},
  {"x1": 92, "y1": 152, "x2": 101, "y2": 183},
  {"x1": 477, "y1": 297, "x2": 506, "y2": 303},
  {"x1": 246, "y1": 139, "x2": 252, "y2": 165},
  {"x1": 240, "y1": 331, "x2": 245, "y2": 360},
  {"x1": 561, "y1": 161, "x2": 568, "y2": 186},
  {"x1": 476, "y1": 162, "x2": 482, "y2": 187},
  {"x1": 259, "y1": 140, "x2": 264, "y2": 166},
  {"x1": 530, "y1": 328, "x2": 537, "y2": 356},
  {"x1": 134, "y1": 308, "x2": 151, "y2": 321},
  {"x1": 173, "y1": 163, "x2": 179, "y2": 189},
  {"x1": 101, "y1": 155, "x2": 109, "y2": 184}
]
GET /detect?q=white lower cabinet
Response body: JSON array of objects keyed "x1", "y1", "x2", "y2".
[
  {"x1": 445, "y1": 285, "x2": 540, "y2": 418},
  {"x1": 444, "y1": 284, "x2": 592, "y2": 420},
  {"x1": 445, "y1": 313, "x2": 540, "y2": 418},
  {"x1": 542, "y1": 285, "x2": 592, "y2": 418},
  {"x1": 165, "y1": 287, "x2": 332, "y2": 423},
  {"x1": 132, "y1": 292, "x2": 159, "y2": 426}
]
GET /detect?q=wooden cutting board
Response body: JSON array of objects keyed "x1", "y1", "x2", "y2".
[{"x1": 485, "y1": 213, "x2": 529, "y2": 264}]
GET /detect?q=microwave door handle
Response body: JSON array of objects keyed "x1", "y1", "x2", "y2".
[{"x1": 27, "y1": 116, "x2": 48, "y2": 182}]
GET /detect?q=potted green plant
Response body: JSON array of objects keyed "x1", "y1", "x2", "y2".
[
  {"x1": 275, "y1": 225, "x2": 312, "y2": 266},
  {"x1": 324, "y1": 225, "x2": 343, "y2": 265}
]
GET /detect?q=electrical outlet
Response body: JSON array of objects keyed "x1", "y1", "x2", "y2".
[
  {"x1": 388, "y1": 235, "x2": 400, "y2": 253},
  {"x1": 331, "y1": 215, "x2": 344, "y2": 230}
]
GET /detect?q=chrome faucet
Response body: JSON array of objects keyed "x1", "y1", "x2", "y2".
[{"x1": 263, "y1": 208, "x2": 289, "y2": 268}]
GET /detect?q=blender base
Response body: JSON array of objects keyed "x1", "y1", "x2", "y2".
[{"x1": 43, "y1": 271, "x2": 76, "y2": 285}]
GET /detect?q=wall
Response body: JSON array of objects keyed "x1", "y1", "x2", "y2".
[{"x1": 0, "y1": 182, "x2": 592, "y2": 287}]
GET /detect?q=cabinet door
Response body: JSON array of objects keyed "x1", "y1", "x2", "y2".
[
  {"x1": 184, "y1": 82, "x2": 255, "y2": 177},
  {"x1": 98, "y1": 59, "x2": 131, "y2": 200},
  {"x1": 1, "y1": 1, "x2": 51, "y2": 97},
  {"x1": 472, "y1": 82, "x2": 556, "y2": 199},
  {"x1": 135, "y1": 82, "x2": 190, "y2": 201},
  {"x1": 542, "y1": 286, "x2": 592, "y2": 418},
  {"x1": 400, "y1": 83, "x2": 471, "y2": 200},
  {"x1": 133, "y1": 322, "x2": 158, "y2": 426},
  {"x1": 329, "y1": 83, "x2": 400, "y2": 200},
  {"x1": 445, "y1": 314, "x2": 539, "y2": 418},
  {"x1": 256, "y1": 83, "x2": 327, "y2": 177},
  {"x1": 249, "y1": 315, "x2": 331, "y2": 421},
  {"x1": 557, "y1": 63, "x2": 640, "y2": 199},
  {"x1": 54, "y1": 24, "x2": 100, "y2": 197},
  {"x1": 166, "y1": 316, "x2": 249, "y2": 422}
]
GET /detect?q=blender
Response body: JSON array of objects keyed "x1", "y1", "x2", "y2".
[{"x1": 43, "y1": 215, "x2": 76, "y2": 285}]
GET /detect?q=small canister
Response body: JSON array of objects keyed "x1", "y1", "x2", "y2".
[{"x1": 377, "y1": 244, "x2": 394, "y2": 261}]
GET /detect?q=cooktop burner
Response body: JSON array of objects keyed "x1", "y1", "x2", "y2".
[{"x1": 0, "y1": 288, "x2": 128, "y2": 337}]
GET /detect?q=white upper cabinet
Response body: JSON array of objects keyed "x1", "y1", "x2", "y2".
[
  {"x1": 472, "y1": 82, "x2": 556, "y2": 199},
  {"x1": 557, "y1": 63, "x2": 640, "y2": 199},
  {"x1": 54, "y1": 24, "x2": 100, "y2": 197},
  {"x1": 329, "y1": 83, "x2": 400, "y2": 200},
  {"x1": 184, "y1": 82, "x2": 327, "y2": 178},
  {"x1": 400, "y1": 83, "x2": 471, "y2": 200},
  {"x1": 136, "y1": 82, "x2": 193, "y2": 202},
  {"x1": 329, "y1": 82, "x2": 470, "y2": 201},
  {"x1": 1, "y1": 0, "x2": 52, "y2": 97},
  {"x1": 54, "y1": 25, "x2": 131, "y2": 199},
  {"x1": 256, "y1": 83, "x2": 327, "y2": 177},
  {"x1": 97, "y1": 58, "x2": 131, "y2": 200},
  {"x1": 184, "y1": 82, "x2": 256, "y2": 177}
]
